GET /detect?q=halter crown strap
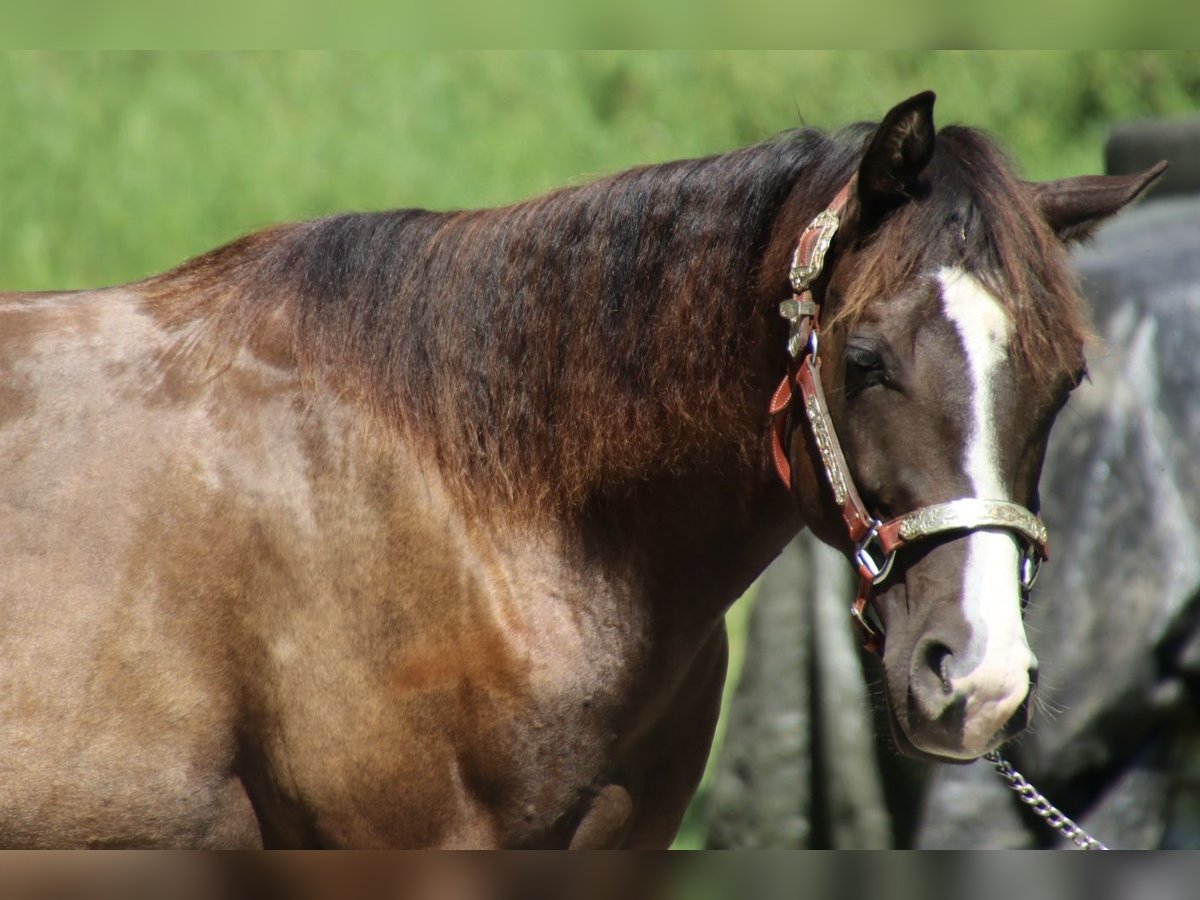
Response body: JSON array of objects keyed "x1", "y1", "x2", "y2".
[
  {"x1": 770, "y1": 182, "x2": 854, "y2": 490},
  {"x1": 770, "y1": 180, "x2": 876, "y2": 544}
]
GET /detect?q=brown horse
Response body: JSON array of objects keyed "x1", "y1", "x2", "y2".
[{"x1": 0, "y1": 92, "x2": 1162, "y2": 848}]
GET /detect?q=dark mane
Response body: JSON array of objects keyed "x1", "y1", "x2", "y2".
[
  {"x1": 144, "y1": 122, "x2": 1088, "y2": 516},
  {"x1": 829, "y1": 126, "x2": 1093, "y2": 386},
  {"x1": 146, "y1": 129, "x2": 860, "y2": 513}
]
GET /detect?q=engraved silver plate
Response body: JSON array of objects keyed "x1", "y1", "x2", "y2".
[
  {"x1": 787, "y1": 330, "x2": 806, "y2": 359},
  {"x1": 789, "y1": 210, "x2": 841, "y2": 292},
  {"x1": 894, "y1": 499, "x2": 1047, "y2": 550},
  {"x1": 803, "y1": 393, "x2": 848, "y2": 507}
]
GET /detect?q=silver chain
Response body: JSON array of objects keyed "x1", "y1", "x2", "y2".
[{"x1": 982, "y1": 751, "x2": 1108, "y2": 849}]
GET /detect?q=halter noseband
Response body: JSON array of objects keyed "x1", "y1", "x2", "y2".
[{"x1": 769, "y1": 180, "x2": 1049, "y2": 655}]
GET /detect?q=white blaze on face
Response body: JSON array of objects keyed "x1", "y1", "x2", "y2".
[{"x1": 938, "y1": 267, "x2": 1036, "y2": 754}]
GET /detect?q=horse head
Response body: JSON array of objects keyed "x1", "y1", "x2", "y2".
[{"x1": 785, "y1": 92, "x2": 1164, "y2": 762}]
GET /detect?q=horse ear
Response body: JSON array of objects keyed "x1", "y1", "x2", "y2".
[
  {"x1": 856, "y1": 90, "x2": 937, "y2": 226},
  {"x1": 1027, "y1": 161, "x2": 1168, "y2": 243}
]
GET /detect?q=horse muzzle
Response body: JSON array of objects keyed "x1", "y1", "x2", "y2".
[{"x1": 878, "y1": 533, "x2": 1041, "y2": 761}]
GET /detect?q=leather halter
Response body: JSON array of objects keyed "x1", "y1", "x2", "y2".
[{"x1": 769, "y1": 180, "x2": 1049, "y2": 655}]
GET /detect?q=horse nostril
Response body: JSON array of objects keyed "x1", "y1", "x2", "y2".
[
  {"x1": 923, "y1": 641, "x2": 954, "y2": 694},
  {"x1": 1028, "y1": 664, "x2": 1039, "y2": 690}
]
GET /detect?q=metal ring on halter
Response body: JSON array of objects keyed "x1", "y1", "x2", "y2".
[
  {"x1": 807, "y1": 328, "x2": 819, "y2": 359},
  {"x1": 854, "y1": 523, "x2": 896, "y2": 584}
]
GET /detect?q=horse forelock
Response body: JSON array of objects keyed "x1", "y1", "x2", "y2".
[
  {"x1": 143, "y1": 128, "x2": 862, "y2": 517},
  {"x1": 830, "y1": 125, "x2": 1094, "y2": 391}
]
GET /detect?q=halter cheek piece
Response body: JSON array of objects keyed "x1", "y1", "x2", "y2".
[{"x1": 769, "y1": 180, "x2": 1049, "y2": 656}]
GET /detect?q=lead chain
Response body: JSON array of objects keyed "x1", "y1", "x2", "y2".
[{"x1": 982, "y1": 751, "x2": 1108, "y2": 850}]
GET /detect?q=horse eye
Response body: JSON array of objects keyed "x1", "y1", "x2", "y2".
[
  {"x1": 844, "y1": 345, "x2": 891, "y2": 394},
  {"x1": 845, "y1": 346, "x2": 882, "y2": 371}
]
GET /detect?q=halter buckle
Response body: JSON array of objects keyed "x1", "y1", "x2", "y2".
[
  {"x1": 854, "y1": 523, "x2": 896, "y2": 585},
  {"x1": 780, "y1": 297, "x2": 818, "y2": 360}
]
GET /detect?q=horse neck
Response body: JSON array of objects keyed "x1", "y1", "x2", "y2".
[
  {"x1": 543, "y1": 175, "x2": 855, "y2": 630},
  {"x1": 149, "y1": 138, "x2": 847, "y2": 622},
  {"x1": 364, "y1": 144, "x2": 848, "y2": 522}
]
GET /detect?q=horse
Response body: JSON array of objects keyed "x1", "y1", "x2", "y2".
[{"x1": 0, "y1": 91, "x2": 1163, "y2": 848}]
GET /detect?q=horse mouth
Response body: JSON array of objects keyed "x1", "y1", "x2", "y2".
[{"x1": 883, "y1": 684, "x2": 1035, "y2": 764}]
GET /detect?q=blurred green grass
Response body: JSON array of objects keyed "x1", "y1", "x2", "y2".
[
  {"x1": 2, "y1": 52, "x2": 1196, "y2": 849},
  {"x1": 3, "y1": 52, "x2": 1198, "y2": 292}
]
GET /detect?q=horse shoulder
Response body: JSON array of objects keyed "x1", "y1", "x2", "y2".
[{"x1": 0, "y1": 287, "x2": 273, "y2": 847}]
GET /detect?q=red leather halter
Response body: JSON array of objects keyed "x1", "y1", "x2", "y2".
[{"x1": 769, "y1": 180, "x2": 1049, "y2": 655}]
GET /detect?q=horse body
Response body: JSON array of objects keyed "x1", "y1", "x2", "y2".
[
  {"x1": 0, "y1": 285, "x2": 795, "y2": 847},
  {"x1": 0, "y1": 93, "x2": 1163, "y2": 847}
]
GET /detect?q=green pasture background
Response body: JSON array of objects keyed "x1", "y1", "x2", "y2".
[
  {"x1": 2, "y1": 51, "x2": 1196, "y2": 847},
  {"x1": 4, "y1": 51, "x2": 1198, "y2": 292}
]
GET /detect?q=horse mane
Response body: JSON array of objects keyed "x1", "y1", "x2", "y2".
[
  {"x1": 827, "y1": 126, "x2": 1094, "y2": 387},
  {"x1": 144, "y1": 122, "x2": 1088, "y2": 516},
  {"x1": 145, "y1": 128, "x2": 861, "y2": 514}
]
